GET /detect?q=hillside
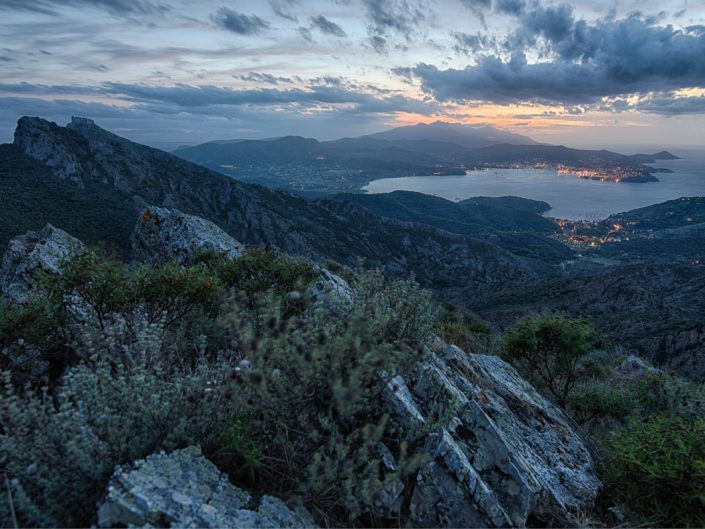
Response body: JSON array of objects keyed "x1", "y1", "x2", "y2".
[
  {"x1": 4, "y1": 116, "x2": 536, "y2": 295},
  {"x1": 0, "y1": 143, "x2": 134, "y2": 255},
  {"x1": 328, "y1": 191, "x2": 571, "y2": 263},
  {"x1": 472, "y1": 263, "x2": 705, "y2": 380}
]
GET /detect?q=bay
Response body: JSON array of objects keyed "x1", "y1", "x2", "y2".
[{"x1": 362, "y1": 149, "x2": 705, "y2": 220}]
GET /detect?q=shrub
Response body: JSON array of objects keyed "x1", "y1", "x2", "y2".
[
  {"x1": 501, "y1": 312, "x2": 601, "y2": 407},
  {"x1": 434, "y1": 306, "x2": 490, "y2": 353},
  {"x1": 568, "y1": 380, "x2": 632, "y2": 425},
  {"x1": 203, "y1": 248, "x2": 318, "y2": 302},
  {"x1": 219, "y1": 269, "x2": 437, "y2": 523},
  {"x1": 0, "y1": 319, "x2": 242, "y2": 528},
  {"x1": 601, "y1": 415, "x2": 705, "y2": 527}
]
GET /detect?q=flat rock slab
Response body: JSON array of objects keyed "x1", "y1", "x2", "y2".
[{"x1": 97, "y1": 446, "x2": 316, "y2": 528}]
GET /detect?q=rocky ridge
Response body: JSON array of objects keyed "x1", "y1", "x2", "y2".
[
  {"x1": 132, "y1": 206, "x2": 245, "y2": 266},
  {"x1": 11, "y1": 116, "x2": 534, "y2": 297}
]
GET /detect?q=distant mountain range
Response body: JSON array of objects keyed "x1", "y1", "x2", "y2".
[
  {"x1": 363, "y1": 121, "x2": 539, "y2": 148},
  {"x1": 173, "y1": 121, "x2": 676, "y2": 192}
]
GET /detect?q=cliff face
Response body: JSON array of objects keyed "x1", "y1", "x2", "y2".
[{"x1": 11, "y1": 116, "x2": 534, "y2": 294}]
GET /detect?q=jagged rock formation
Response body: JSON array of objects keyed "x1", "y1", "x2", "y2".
[
  {"x1": 97, "y1": 447, "x2": 317, "y2": 528},
  {"x1": 132, "y1": 206, "x2": 245, "y2": 266},
  {"x1": 10, "y1": 116, "x2": 534, "y2": 297},
  {"x1": 384, "y1": 341, "x2": 600, "y2": 527},
  {"x1": 310, "y1": 268, "x2": 354, "y2": 307},
  {"x1": 0, "y1": 224, "x2": 84, "y2": 304}
]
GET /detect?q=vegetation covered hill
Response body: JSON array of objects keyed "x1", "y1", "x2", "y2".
[
  {"x1": 0, "y1": 144, "x2": 134, "y2": 254},
  {"x1": 328, "y1": 191, "x2": 570, "y2": 263},
  {"x1": 4, "y1": 116, "x2": 537, "y2": 297}
]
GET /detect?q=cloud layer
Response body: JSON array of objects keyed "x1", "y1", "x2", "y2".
[{"x1": 406, "y1": 4, "x2": 705, "y2": 111}]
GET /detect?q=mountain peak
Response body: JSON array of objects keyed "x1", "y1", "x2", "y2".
[
  {"x1": 365, "y1": 121, "x2": 537, "y2": 148},
  {"x1": 68, "y1": 116, "x2": 97, "y2": 129}
]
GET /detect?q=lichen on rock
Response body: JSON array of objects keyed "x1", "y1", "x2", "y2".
[
  {"x1": 97, "y1": 446, "x2": 317, "y2": 528},
  {"x1": 131, "y1": 206, "x2": 245, "y2": 266}
]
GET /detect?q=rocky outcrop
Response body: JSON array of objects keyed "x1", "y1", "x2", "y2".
[
  {"x1": 310, "y1": 268, "x2": 354, "y2": 307},
  {"x1": 612, "y1": 355, "x2": 661, "y2": 380},
  {"x1": 97, "y1": 447, "x2": 316, "y2": 528},
  {"x1": 0, "y1": 224, "x2": 84, "y2": 304},
  {"x1": 384, "y1": 341, "x2": 600, "y2": 527},
  {"x1": 132, "y1": 207, "x2": 245, "y2": 266},
  {"x1": 14, "y1": 117, "x2": 88, "y2": 187}
]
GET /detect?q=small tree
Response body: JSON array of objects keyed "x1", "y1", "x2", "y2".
[{"x1": 502, "y1": 312, "x2": 600, "y2": 407}]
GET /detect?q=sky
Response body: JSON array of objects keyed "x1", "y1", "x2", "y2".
[{"x1": 1, "y1": 0, "x2": 704, "y2": 149}]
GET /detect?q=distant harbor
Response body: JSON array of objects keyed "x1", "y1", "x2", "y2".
[{"x1": 363, "y1": 151, "x2": 705, "y2": 220}]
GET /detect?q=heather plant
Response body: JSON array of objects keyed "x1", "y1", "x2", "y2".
[
  {"x1": 0, "y1": 249, "x2": 441, "y2": 527},
  {"x1": 601, "y1": 415, "x2": 705, "y2": 527},
  {"x1": 434, "y1": 306, "x2": 491, "y2": 353},
  {"x1": 501, "y1": 312, "x2": 601, "y2": 407},
  {"x1": 0, "y1": 298, "x2": 64, "y2": 379},
  {"x1": 219, "y1": 269, "x2": 437, "y2": 523},
  {"x1": 569, "y1": 369, "x2": 705, "y2": 427},
  {"x1": 198, "y1": 247, "x2": 318, "y2": 304},
  {"x1": 0, "y1": 318, "x2": 242, "y2": 527}
]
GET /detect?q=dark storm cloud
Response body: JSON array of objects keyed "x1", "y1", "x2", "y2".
[
  {"x1": 362, "y1": 0, "x2": 430, "y2": 52},
  {"x1": 494, "y1": 0, "x2": 525, "y2": 15},
  {"x1": 633, "y1": 93, "x2": 705, "y2": 115},
  {"x1": 0, "y1": 0, "x2": 166, "y2": 15},
  {"x1": 212, "y1": 7, "x2": 270, "y2": 35},
  {"x1": 101, "y1": 82, "x2": 436, "y2": 115},
  {"x1": 452, "y1": 32, "x2": 494, "y2": 54},
  {"x1": 408, "y1": 10, "x2": 705, "y2": 106},
  {"x1": 308, "y1": 15, "x2": 347, "y2": 37}
]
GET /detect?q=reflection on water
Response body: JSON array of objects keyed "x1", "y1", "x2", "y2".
[{"x1": 362, "y1": 151, "x2": 705, "y2": 220}]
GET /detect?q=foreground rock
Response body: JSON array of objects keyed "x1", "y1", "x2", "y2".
[
  {"x1": 385, "y1": 342, "x2": 600, "y2": 527},
  {"x1": 310, "y1": 268, "x2": 354, "y2": 307},
  {"x1": 132, "y1": 206, "x2": 245, "y2": 266},
  {"x1": 97, "y1": 446, "x2": 316, "y2": 528},
  {"x1": 0, "y1": 224, "x2": 84, "y2": 304}
]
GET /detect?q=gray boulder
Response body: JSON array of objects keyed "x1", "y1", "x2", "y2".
[
  {"x1": 385, "y1": 342, "x2": 601, "y2": 527},
  {"x1": 0, "y1": 224, "x2": 84, "y2": 304},
  {"x1": 310, "y1": 269, "x2": 354, "y2": 307},
  {"x1": 612, "y1": 354, "x2": 661, "y2": 380},
  {"x1": 97, "y1": 446, "x2": 316, "y2": 528},
  {"x1": 132, "y1": 206, "x2": 245, "y2": 266}
]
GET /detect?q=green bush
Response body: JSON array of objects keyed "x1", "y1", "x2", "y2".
[
  {"x1": 199, "y1": 247, "x2": 318, "y2": 301},
  {"x1": 219, "y1": 269, "x2": 437, "y2": 522},
  {"x1": 502, "y1": 312, "x2": 601, "y2": 407},
  {"x1": 434, "y1": 306, "x2": 491, "y2": 353},
  {"x1": 601, "y1": 415, "x2": 705, "y2": 527},
  {"x1": 627, "y1": 372, "x2": 705, "y2": 421},
  {"x1": 568, "y1": 380, "x2": 632, "y2": 425},
  {"x1": 0, "y1": 249, "x2": 441, "y2": 527}
]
